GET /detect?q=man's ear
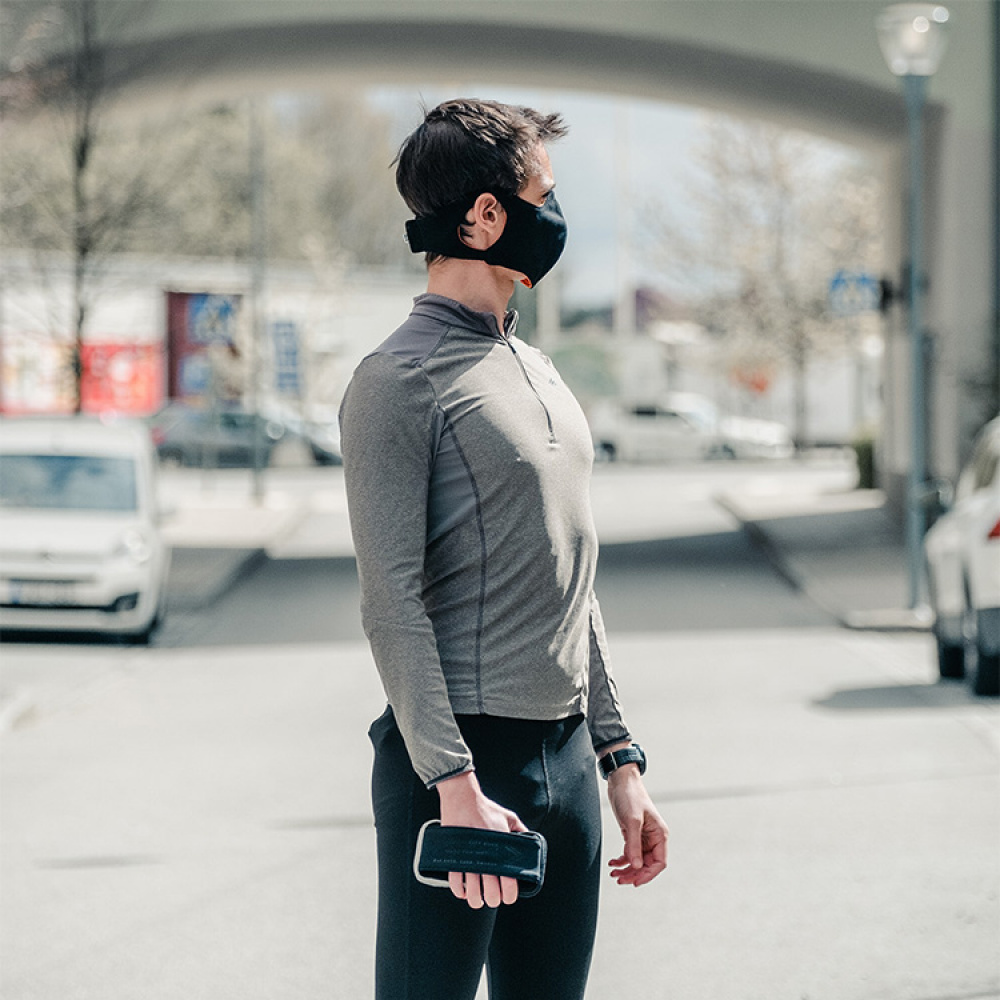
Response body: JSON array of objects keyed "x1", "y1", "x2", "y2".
[{"x1": 458, "y1": 193, "x2": 506, "y2": 250}]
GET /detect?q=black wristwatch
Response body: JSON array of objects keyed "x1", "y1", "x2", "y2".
[{"x1": 598, "y1": 743, "x2": 646, "y2": 779}]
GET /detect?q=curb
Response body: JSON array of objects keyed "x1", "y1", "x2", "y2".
[
  {"x1": 165, "y1": 548, "x2": 268, "y2": 611},
  {"x1": 841, "y1": 607, "x2": 934, "y2": 633},
  {"x1": 715, "y1": 495, "x2": 930, "y2": 633},
  {"x1": 715, "y1": 494, "x2": 812, "y2": 597}
]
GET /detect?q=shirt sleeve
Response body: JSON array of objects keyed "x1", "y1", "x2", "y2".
[
  {"x1": 585, "y1": 591, "x2": 632, "y2": 753},
  {"x1": 340, "y1": 352, "x2": 474, "y2": 787}
]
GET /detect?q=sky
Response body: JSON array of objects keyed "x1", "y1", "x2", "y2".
[{"x1": 366, "y1": 84, "x2": 866, "y2": 309}]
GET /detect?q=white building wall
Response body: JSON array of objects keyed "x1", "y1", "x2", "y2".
[{"x1": 0, "y1": 253, "x2": 423, "y2": 415}]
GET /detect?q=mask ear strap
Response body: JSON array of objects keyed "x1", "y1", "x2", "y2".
[
  {"x1": 405, "y1": 214, "x2": 482, "y2": 260},
  {"x1": 405, "y1": 192, "x2": 478, "y2": 257},
  {"x1": 405, "y1": 190, "x2": 513, "y2": 258}
]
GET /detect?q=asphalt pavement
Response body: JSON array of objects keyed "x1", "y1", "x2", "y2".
[{"x1": 2, "y1": 457, "x2": 998, "y2": 1000}]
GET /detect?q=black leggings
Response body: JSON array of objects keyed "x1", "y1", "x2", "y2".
[{"x1": 369, "y1": 708, "x2": 603, "y2": 1000}]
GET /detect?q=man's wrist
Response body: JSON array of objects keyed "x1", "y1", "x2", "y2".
[
  {"x1": 607, "y1": 760, "x2": 643, "y2": 782},
  {"x1": 435, "y1": 769, "x2": 481, "y2": 803},
  {"x1": 598, "y1": 743, "x2": 646, "y2": 780}
]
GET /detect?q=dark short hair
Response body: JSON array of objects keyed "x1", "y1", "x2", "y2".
[{"x1": 394, "y1": 98, "x2": 567, "y2": 218}]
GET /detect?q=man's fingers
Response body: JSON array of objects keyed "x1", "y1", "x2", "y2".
[
  {"x1": 652, "y1": 828, "x2": 668, "y2": 869},
  {"x1": 621, "y1": 816, "x2": 644, "y2": 868},
  {"x1": 608, "y1": 842, "x2": 667, "y2": 886},
  {"x1": 481, "y1": 874, "x2": 504, "y2": 908},
  {"x1": 499, "y1": 875, "x2": 519, "y2": 905},
  {"x1": 437, "y1": 802, "x2": 529, "y2": 908},
  {"x1": 463, "y1": 873, "x2": 484, "y2": 909},
  {"x1": 448, "y1": 871, "x2": 518, "y2": 908}
]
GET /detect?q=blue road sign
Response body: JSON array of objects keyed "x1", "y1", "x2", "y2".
[
  {"x1": 829, "y1": 270, "x2": 880, "y2": 317},
  {"x1": 272, "y1": 320, "x2": 301, "y2": 396}
]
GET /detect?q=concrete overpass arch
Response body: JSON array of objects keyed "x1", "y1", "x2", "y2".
[{"x1": 111, "y1": 17, "x2": 910, "y2": 150}]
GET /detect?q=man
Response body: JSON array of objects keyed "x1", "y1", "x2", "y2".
[{"x1": 340, "y1": 98, "x2": 668, "y2": 1000}]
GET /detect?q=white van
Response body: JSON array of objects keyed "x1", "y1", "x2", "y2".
[{"x1": 0, "y1": 417, "x2": 170, "y2": 643}]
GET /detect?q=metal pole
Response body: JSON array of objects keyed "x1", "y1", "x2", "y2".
[
  {"x1": 614, "y1": 102, "x2": 634, "y2": 339},
  {"x1": 248, "y1": 98, "x2": 267, "y2": 503},
  {"x1": 903, "y1": 73, "x2": 928, "y2": 609},
  {"x1": 993, "y1": 0, "x2": 1000, "y2": 405}
]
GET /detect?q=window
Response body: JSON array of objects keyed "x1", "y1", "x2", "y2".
[{"x1": 0, "y1": 455, "x2": 138, "y2": 512}]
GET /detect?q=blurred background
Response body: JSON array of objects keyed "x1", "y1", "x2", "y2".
[
  {"x1": 1, "y1": 2, "x2": 998, "y2": 999},
  {"x1": 0, "y1": 0, "x2": 995, "y2": 475}
]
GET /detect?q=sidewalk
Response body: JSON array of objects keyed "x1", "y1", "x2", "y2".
[{"x1": 716, "y1": 484, "x2": 931, "y2": 632}]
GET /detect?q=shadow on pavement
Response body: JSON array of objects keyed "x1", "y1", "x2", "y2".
[
  {"x1": 0, "y1": 630, "x2": 131, "y2": 648},
  {"x1": 813, "y1": 681, "x2": 980, "y2": 711},
  {"x1": 596, "y1": 530, "x2": 836, "y2": 633},
  {"x1": 164, "y1": 526, "x2": 838, "y2": 646}
]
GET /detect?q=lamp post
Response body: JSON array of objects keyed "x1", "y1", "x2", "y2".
[{"x1": 877, "y1": 2, "x2": 949, "y2": 610}]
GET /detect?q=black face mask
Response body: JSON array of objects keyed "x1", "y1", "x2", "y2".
[{"x1": 405, "y1": 190, "x2": 567, "y2": 288}]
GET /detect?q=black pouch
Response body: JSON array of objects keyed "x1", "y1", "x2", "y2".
[{"x1": 412, "y1": 819, "x2": 547, "y2": 898}]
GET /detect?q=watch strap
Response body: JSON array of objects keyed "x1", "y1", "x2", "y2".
[{"x1": 598, "y1": 743, "x2": 646, "y2": 779}]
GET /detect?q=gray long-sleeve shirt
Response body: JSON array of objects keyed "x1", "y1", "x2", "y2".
[{"x1": 340, "y1": 294, "x2": 629, "y2": 787}]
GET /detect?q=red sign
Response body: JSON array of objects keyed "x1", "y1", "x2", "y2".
[
  {"x1": 730, "y1": 367, "x2": 772, "y2": 396},
  {"x1": 81, "y1": 343, "x2": 164, "y2": 415}
]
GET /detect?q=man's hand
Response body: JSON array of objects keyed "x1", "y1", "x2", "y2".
[
  {"x1": 606, "y1": 765, "x2": 669, "y2": 887},
  {"x1": 436, "y1": 771, "x2": 527, "y2": 909}
]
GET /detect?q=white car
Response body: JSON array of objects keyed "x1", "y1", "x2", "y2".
[
  {"x1": 591, "y1": 399, "x2": 723, "y2": 463},
  {"x1": 0, "y1": 417, "x2": 170, "y2": 643},
  {"x1": 590, "y1": 392, "x2": 793, "y2": 463},
  {"x1": 924, "y1": 416, "x2": 1000, "y2": 695},
  {"x1": 717, "y1": 415, "x2": 795, "y2": 460}
]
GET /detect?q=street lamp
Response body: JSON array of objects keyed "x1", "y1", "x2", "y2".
[{"x1": 876, "y1": 3, "x2": 949, "y2": 610}]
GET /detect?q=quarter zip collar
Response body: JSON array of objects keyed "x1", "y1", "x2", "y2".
[{"x1": 413, "y1": 293, "x2": 518, "y2": 341}]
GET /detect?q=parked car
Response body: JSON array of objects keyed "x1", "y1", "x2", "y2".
[
  {"x1": 263, "y1": 403, "x2": 343, "y2": 467},
  {"x1": 924, "y1": 415, "x2": 1000, "y2": 695},
  {"x1": 591, "y1": 399, "x2": 723, "y2": 462},
  {"x1": 717, "y1": 415, "x2": 795, "y2": 460},
  {"x1": 303, "y1": 419, "x2": 342, "y2": 466},
  {"x1": 149, "y1": 402, "x2": 341, "y2": 468},
  {"x1": 148, "y1": 402, "x2": 289, "y2": 468},
  {"x1": 590, "y1": 392, "x2": 793, "y2": 462},
  {"x1": 0, "y1": 417, "x2": 170, "y2": 643}
]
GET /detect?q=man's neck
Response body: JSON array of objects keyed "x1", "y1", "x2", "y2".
[{"x1": 426, "y1": 260, "x2": 516, "y2": 333}]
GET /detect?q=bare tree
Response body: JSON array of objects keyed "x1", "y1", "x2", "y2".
[
  {"x1": 1, "y1": 0, "x2": 160, "y2": 412},
  {"x1": 113, "y1": 96, "x2": 411, "y2": 269},
  {"x1": 646, "y1": 116, "x2": 878, "y2": 447}
]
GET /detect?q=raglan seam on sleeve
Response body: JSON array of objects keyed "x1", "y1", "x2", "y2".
[
  {"x1": 589, "y1": 603, "x2": 627, "y2": 730},
  {"x1": 435, "y1": 415, "x2": 489, "y2": 714},
  {"x1": 415, "y1": 345, "x2": 487, "y2": 714},
  {"x1": 407, "y1": 323, "x2": 455, "y2": 368}
]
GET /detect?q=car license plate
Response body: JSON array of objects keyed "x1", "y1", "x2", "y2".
[{"x1": 7, "y1": 580, "x2": 79, "y2": 606}]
